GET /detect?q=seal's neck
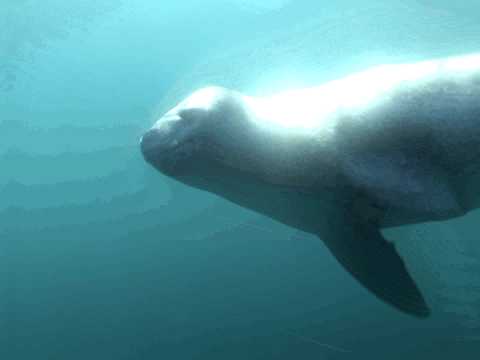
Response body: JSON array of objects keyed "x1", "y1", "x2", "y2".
[
  {"x1": 234, "y1": 95, "x2": 340, "y2": 190},
  {"x1": 190, "y1": 161, "x2": 344, "y2": 234}
]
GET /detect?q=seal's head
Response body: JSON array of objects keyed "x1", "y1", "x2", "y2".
[{"x1": 140, "y1": 86, "x2": 257, "y2": 189}]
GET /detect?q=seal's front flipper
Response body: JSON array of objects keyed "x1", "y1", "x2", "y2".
[{"x1": 320, "y1": 212, "x2": 430, "y2": 317}]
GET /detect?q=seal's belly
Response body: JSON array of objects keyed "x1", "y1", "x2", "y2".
[
  {"x1": 341, "y1": 147, "x2": 470, "y2": 227},
  {"x1": 335, "y1": 74, "x2": 480, "y2": 227}
]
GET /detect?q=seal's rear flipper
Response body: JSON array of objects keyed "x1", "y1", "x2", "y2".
[{"x1": 320, "y1": 212, "x2": 430, "y2": 317}]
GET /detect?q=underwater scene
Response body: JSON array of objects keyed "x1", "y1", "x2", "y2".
[{"x1": 2, "y1": 1, "x2": 480, "y2": 358}]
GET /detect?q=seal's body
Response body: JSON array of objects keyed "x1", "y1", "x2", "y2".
[{"x1": 141, "y1": 53, "x2": 480, "y2": 317}]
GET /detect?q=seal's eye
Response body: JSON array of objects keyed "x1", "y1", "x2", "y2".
[{"x1": 178, "y1": 108, "x2": 207, "y2": 122}]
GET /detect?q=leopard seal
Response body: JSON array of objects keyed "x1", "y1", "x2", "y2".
[{"x1": 140, "y1": 53, "x2": 480, "y2": 317}]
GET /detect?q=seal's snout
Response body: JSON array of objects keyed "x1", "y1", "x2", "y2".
[
  {"x1": 140, "y1": 125, "x2": 186, "y2": 173},
  {"x1": 140, "y1": 128, "x2": 162, "y2": 163}
]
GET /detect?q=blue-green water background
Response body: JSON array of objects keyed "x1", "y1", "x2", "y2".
[{"x1": 2, "y1": 1, "x2": 480, "y2": 358}]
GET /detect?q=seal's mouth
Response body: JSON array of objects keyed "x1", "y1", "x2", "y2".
[
  {"x1": 140, "y1": 127, "x2": 200, "y2": 175},
  {"x1": 140, "y1": 128, "x2": 165, "y2": 163},
  {"x1": 140, "y1": 129, "x2": 164, "y2": 162}
]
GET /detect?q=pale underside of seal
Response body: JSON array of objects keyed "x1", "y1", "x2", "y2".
[{"x1": 140, "y1": 53, "x2": 480, "y2": 318}]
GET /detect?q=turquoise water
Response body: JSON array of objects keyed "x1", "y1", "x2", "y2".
[{"x1": 2, "y1": 1, "x2": 480, "y2": 358}]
